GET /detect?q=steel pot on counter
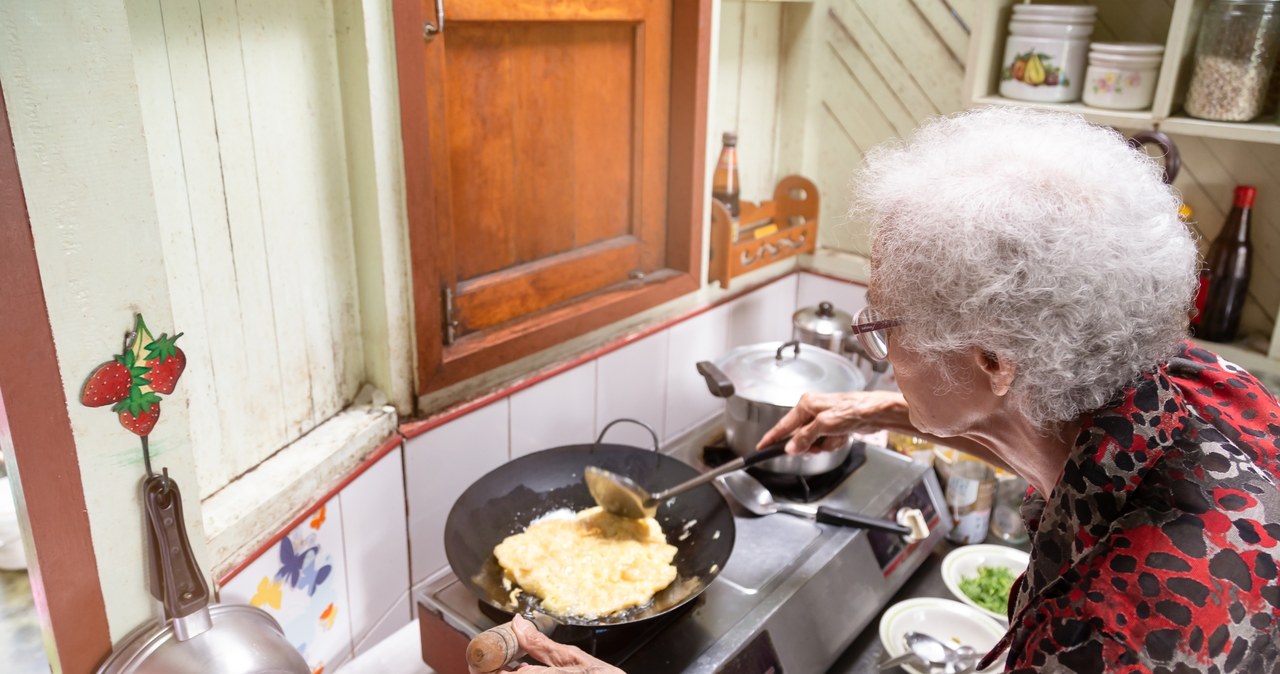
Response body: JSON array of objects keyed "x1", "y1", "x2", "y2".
[
  {"x1": 791, "y1": 301, "x2": 854, "y2": 355},
  {"x1": 697, "y1": 340, "x2": 865, "y2": 475}
]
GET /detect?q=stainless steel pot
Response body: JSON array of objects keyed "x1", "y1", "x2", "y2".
[
  {"x1": 98, "y1": 473, "x2": 309, "y2": 674},
  {"x1": 792, "y1": 301, "x2": 853, "y2": 355},
  {"x1": 697, "y1": 341, "x2": 865, "y2": 475}
]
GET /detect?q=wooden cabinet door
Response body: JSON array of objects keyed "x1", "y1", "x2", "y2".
[{"x1": 423, "y1": 0, "x2": 671, "y2": 337}]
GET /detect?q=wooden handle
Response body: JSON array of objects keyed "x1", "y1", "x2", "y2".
[
  {"x1": 467, "y1": 616, "x2": 555, "y2": 673},
  {"x1": 467, "y1": 622, "x2": 522, "y2": 673}
]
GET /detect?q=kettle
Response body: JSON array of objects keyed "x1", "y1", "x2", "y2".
[{"x1": 97, "y1": 473, "x2": 309, "y2": 674}]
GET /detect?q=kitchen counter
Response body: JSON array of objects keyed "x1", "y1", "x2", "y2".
[{"x1": 825, "y1": 536, "x2": 1027, "y2": 673}]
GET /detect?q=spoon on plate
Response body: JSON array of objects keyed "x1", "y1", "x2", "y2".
[
  {"x1": 584, "y1": 441, "x2": 789, "y2": 519},
  {"x1": 879, "y1": 631, "x2": 979, "y2": 673}
]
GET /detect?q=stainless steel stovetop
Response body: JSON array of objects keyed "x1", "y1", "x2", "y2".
[{"x1": 416, "y1": 437, "x2": 950, "y2": 674}]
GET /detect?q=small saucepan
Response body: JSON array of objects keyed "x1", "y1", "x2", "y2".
[{"x1": 698, "y1": 340, "x2": 866, "y2": 475}]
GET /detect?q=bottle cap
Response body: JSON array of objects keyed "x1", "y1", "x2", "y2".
[
  {"x1": 1234, "y1": 185, "x2": 1256, "y2": 208},
  {"x1": 722, "y1": 131, "x2": 737, "y2": 146}
]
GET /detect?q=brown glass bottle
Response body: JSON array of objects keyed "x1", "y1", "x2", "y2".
[
  {"x1": 712, "y1": 132, "x2": 740, "y2": 218},
  {"x1": 1197, "y1": 185, "x2": 1255, "y2": 342}
]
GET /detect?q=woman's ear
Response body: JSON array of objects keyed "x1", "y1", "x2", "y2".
[{"x1": 974, "y1": 347, "x2": 1017, "y2": 396}]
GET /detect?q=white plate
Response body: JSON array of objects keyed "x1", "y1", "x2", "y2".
[
  {"x1": 941, "y1": 544, "x2": 1030, "y2": 623},
  {"x1": 878, "y1": 598, "x2": 1007, "y2": 674}
]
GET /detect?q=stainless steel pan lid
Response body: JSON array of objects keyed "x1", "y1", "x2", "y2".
[
  {"x1": 792, "y1": 301, "x2": 853, "y2": 340},
  {"x1": 708, "y1": 341, "x2": 864, "y2": 407}
]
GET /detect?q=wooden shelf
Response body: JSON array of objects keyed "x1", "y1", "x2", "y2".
[
  {"x1": 972, "y1": 95, "x2": 1156, "y2": 130},
  {"x1": 967, "y1": 0, "x2": 1280, "y2": 145}
]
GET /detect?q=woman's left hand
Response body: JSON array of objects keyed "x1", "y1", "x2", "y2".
[{"x1": 491, "y1": 615, "x2": 624, "y2": 674}]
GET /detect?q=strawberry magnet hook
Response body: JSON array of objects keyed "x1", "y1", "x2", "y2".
[{"x1": 80, "y1": 313, "x2": 187, "y2": 484}]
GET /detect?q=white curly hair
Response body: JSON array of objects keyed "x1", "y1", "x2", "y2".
[{"x1": 856, "y1": 107, "x2": 1199, "y2": 428}]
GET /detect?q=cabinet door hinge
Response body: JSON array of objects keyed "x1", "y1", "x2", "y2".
[{"x1": 442, "y1": 286, "x2": 460, "y2": 346}]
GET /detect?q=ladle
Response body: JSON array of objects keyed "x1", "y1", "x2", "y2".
[
  {"x1": 718, "y1": 471, "x2": 928, "y2": 540},
  {"x1": 585, "y1": 441, "x2": 788, "y2": 519}
]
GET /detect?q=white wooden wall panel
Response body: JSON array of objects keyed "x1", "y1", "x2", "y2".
[
  {"x1": 717, "y1": 1, "x2": 784, "y2": 203},
  {"x1": 126, "y1": 0, "x2": 364, "y2": 497}
]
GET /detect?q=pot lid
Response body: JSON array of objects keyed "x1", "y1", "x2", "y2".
[
  {"x1": 792, "y1": 301, "x2": 853, "y2": 338},
  {"x1": 715, "y1": 340, "x2": 865, "y2": 407}
]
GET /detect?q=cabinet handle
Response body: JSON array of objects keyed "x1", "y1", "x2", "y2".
[{"x1": 424, "y1": 0, "x2": 445, "y2": 40}]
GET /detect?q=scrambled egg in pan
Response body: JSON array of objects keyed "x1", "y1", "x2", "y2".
[{"x1": 493, "y1": 507, "x2": 678, "y2": 618}]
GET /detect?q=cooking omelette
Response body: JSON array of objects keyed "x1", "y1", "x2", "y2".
[{"x1": 493, "y1": 507, "x2": 678, "y2": 618}]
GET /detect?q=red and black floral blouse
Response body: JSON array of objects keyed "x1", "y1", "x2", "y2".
[{"x1": 979, "y1": 342, "x2": 1280, "y2": 673}]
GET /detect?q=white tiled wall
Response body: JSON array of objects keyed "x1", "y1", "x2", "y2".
[
  {"x1": 596, "y1": 331, "x2": 670, "y2": 449},
  {"x1": 340, "y1": 446, "x2": 411, "y2": 646},
  {"x1": 510, "y1": 361, "x2": 597, "y2": 458},
  {"x1": 795, "y1": 272, "x2": 868, "y2": 317},
  {"x1": 725, "y1": 274, "x2": 797, "y2": 348},
  {"x1": 665, "y1": 301, "x2": 732, "y2": 439},
  {"x1": 404, "y1": 401, "x2": 510, "y2": 585}
]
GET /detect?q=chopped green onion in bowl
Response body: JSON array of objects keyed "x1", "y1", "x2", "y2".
[{"x1": 958, "y1": 565, "x2": 1016, "y2": 614}]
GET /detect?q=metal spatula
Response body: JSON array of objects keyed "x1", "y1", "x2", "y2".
[{"x1": 585, "y1": 441, "x2": 789, "y2": 519}]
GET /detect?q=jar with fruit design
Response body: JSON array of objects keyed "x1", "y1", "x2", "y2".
[{"x1": 999, "y1": 4, "x2": 1097, "y2": 103}]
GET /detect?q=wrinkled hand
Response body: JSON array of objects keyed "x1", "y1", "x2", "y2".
[
  {"x1": 756, "y1": 390, "x2": 906, "y2": 455},
  {"x1": 498, "y1": 615, "x2": 624, "y2": 674}
]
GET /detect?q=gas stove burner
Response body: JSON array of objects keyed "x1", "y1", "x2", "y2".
[
  {"x1": 702, "y1": 440, "x2": 867, "y2": 503},
  {"x1": 476, "y1": 599, "x2": 697, "y2": 665}
]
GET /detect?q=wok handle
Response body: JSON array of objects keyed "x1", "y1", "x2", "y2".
[
  {"x1": 595, "y1": 418, "x2": 660, "y2": 452},
  {"x1": 815, "y1": 505, "x2": 911, "y2": 536},
  {"x1": 466, "y1": 615, "x2": 556, "y2": 673},
  {"x1": 652, "y1": 442, "x2": 788, "y2": 502}
]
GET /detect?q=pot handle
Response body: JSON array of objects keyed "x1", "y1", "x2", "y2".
[
  {"x1": 776, "y1": 340, "x2": 801, "y2": 360},
  {"x1": 143, "y1": 473, "x2": 211, "y2": 632},
  {"x1": 595, "y1": 418, "x2": 660, "y2": 452},
  {"x1": 696, "y1": 360, "x2": 735, "y2": 398}
]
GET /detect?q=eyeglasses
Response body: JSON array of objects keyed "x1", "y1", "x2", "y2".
[{"x1": 850, "y1": 306, "x2": 903, "y2": 361}]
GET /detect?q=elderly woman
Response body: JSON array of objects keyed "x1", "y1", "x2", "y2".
[{"x1": 478, "y1": 109, "x2": 1280, "y2": 673}]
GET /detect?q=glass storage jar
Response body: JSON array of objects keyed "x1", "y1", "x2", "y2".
[{"x1": 1184, "y1": 0, "x2": 1280, "y2": 122}]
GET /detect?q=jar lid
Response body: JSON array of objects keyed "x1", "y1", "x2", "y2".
[
  {"x1": 1009, "y1": 19, "x2": 1096, "y2": 38},
  {"x1": 1012, "y1": 4, "x2": 1099, "y2": 15},
  {"x1": 792, "y1": 301, "x2": 854, "y2": 338},
  {"x1": 713, "y1": 341, "x2": 865, "y2": 407},
  {"x1": 1090, "y1": 42, "x2": 1164, "y2": 56},
  {"x1": 1088, "y1": 52, "x2": 1163, "y2": 68}
]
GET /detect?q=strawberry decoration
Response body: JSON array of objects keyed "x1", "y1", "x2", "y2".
[
  {"x1": 114, "y1": 389, "x2": 163, "y2": 435},
  {"x1": 80, "y1": 351, "x2": 149, "y2": 407},
  {"x1": 142, "y1": 332, "x2": 186, "y2": 394},
  {"x1": 80, "y1": 313, "x2": 186, "y2": 438}
]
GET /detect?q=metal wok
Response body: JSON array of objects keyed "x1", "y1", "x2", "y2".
[{"x1": 443, "y1": 421, "x2": 735, "y2": 628}]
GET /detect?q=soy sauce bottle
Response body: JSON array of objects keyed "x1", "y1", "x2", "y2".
[
  {"x1": 1197, "y1": 185, "x2": 1255, "y2": 342},
  {"x1": 712, "y1": 132, "x2": 740, "y2": 219}
]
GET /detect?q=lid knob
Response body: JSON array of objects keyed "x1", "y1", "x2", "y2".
[{"x1": 817, "y1": 301, "x2": 835, "y2": 317}]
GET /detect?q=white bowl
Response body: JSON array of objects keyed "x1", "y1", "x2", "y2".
[
  {"x1": 878, "y1": 597, "x2": 1007, "y2": 674},
  {"x1": 941, "y1": 544, "x2": 1030, "y2": 623}
]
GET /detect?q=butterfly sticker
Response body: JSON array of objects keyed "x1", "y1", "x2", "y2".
[
  {"x1": 319, "y1": 603, "x2": 336, "y2": 630},
  {"x1": 310, "y1": 506, "x2": 326, "y2": 530},
  {"x1": 276, "y1": 536, "x2": 333, "y2": 596},
  {"x1": 250, "y1": 576, "x2": 283, "y2": 610}
]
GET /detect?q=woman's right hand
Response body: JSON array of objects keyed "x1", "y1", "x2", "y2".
[{"x1": 756, "y1": 390, "x2": 908, "y2": 455}]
